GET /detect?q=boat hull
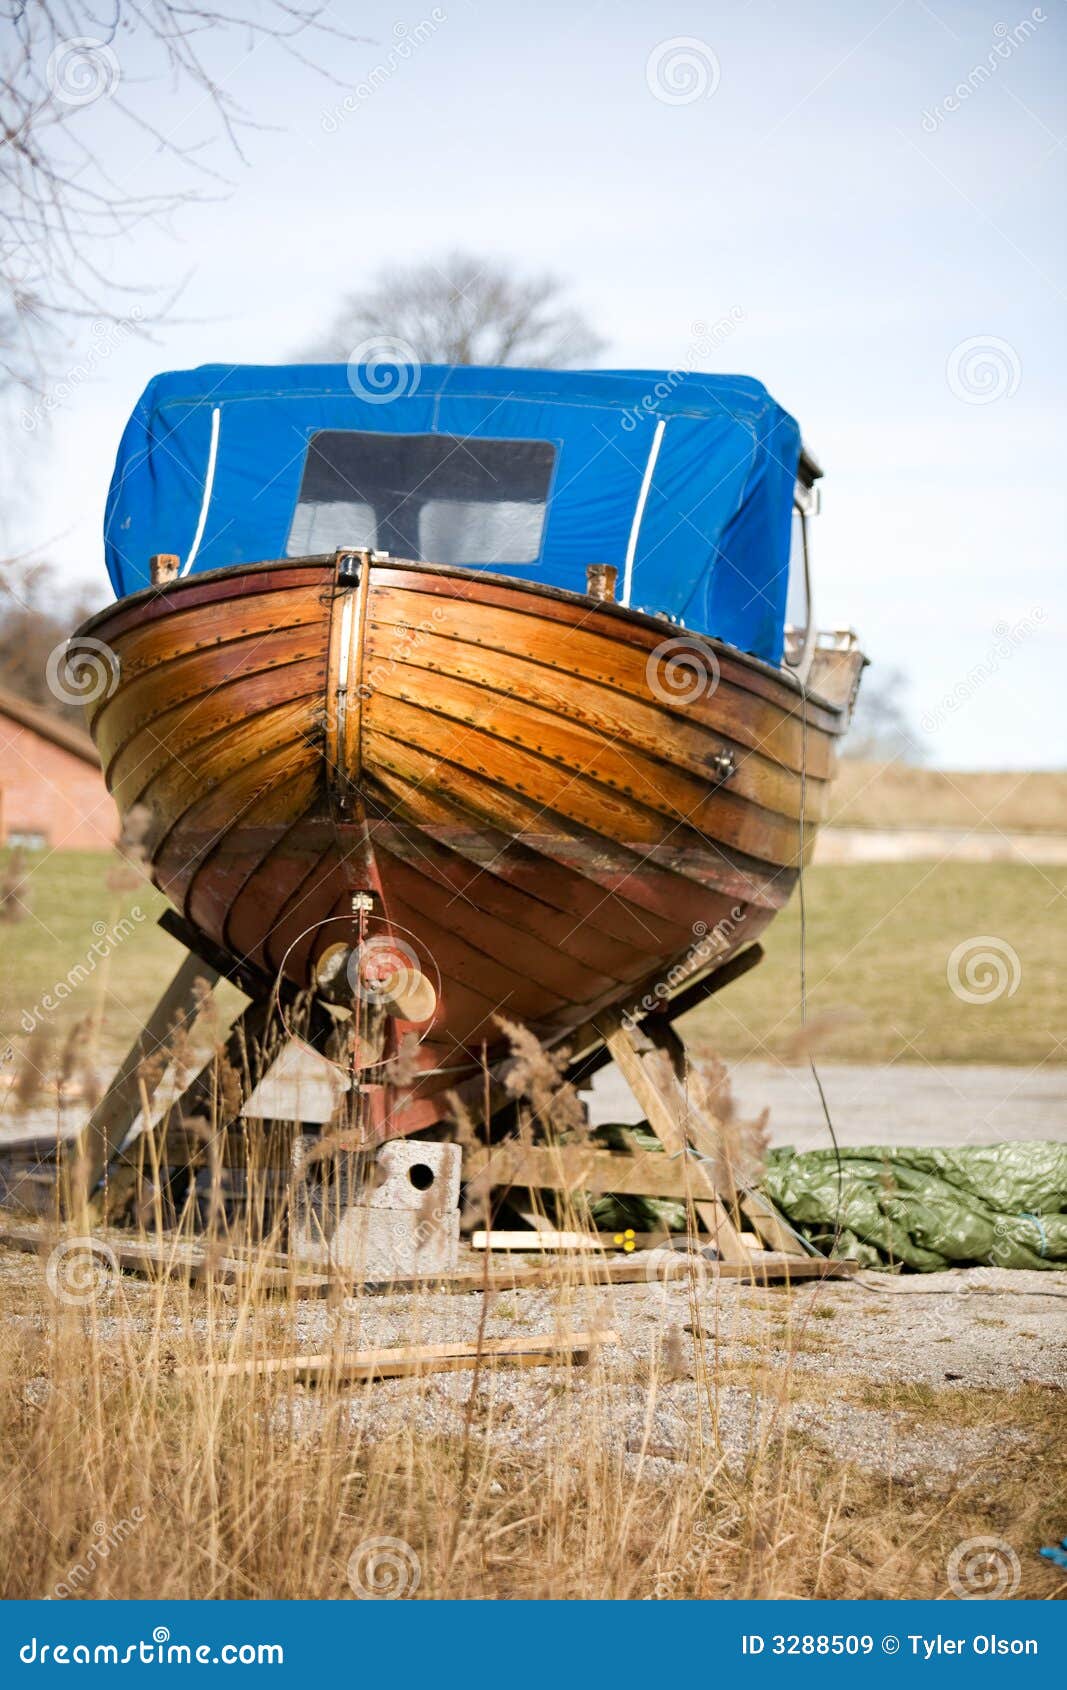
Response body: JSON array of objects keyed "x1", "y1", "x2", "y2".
[{"x1": 75, "y1": 553, "x2": 852, "y2": 1127}]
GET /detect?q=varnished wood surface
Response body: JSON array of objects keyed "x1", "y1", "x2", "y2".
[{"x1": 76, "y1": 554, "x2": 850, "y2": 1128}]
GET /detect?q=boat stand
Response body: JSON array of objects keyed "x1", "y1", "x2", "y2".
[
  {"x1": 460, "y1": 971, "x2": 814, "y2": 1272},
  {"x1": 3, "y1": 913, "x2": 844, "y2": 1281}
]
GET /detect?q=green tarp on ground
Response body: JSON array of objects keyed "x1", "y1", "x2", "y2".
[{"x1": 759, "y1": 1142, "x2": 1067, "y2": 1271}]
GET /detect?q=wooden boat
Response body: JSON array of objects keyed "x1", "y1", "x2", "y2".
[
  {"x1": 74, "y1": 550, "x2": 861, "y2": 1130},
  {"x1": 73, "y1": 363, "x2": 864, "y2": 1135}
]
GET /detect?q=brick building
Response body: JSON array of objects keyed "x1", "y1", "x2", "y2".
[{"x1": 0, "y1": 686, "x2": 116, "y2": 851}]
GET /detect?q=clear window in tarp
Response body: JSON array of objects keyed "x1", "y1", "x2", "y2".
[{"x1": 286, "y1": 431, "x2": 557, "y2": 564}]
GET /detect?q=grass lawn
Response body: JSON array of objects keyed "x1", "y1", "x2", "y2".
[
  {"x1": 1, "y1": 850, "x2": 1064, "y2": 1081},
  {"x1": 686, "y1": 858, "x2": 1066, "y2": 1066},
  {"x1": 0, "y1": 850, "x2": 242, "y2": 1086}
]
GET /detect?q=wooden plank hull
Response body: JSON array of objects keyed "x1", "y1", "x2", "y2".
[{"x1": 75, "y1": 554, "x2": 852, "y2": 1125}]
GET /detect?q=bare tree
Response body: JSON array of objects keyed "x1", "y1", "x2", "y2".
[
  {"x1": 304, "y1": 252, "x2": 606, "y2": 368},
  {"x1": 0, "y1": 1, "x2": 360, "y2": 389},
  {"x1": 0, "y1": 557, "x2": 103, "y2": 721},
  {"x1": 843, "y1": 666, "x2": 926, "y2": 763}
]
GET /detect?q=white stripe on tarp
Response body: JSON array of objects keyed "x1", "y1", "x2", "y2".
[
  {"x1": 180, "y1": 406, "x2": 221, "y2": 576},
  {"x1": 621, "y1": 417, "x2": 666, "y2": 607}
]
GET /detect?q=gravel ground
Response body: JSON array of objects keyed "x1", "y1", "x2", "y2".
[
  {"x1": 265, "y1": 1264, "x2": 1066, "y2": 1484},
  {"x1": 8, "y1": 1242, "x2": 1062, "y2": 1489}
]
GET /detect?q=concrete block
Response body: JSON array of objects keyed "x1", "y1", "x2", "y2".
[
  {"x1": 290, "y1": 1137, "x2": 461, "y2": 1278},
  {"x1": 363, "y1": 1140, "x2": 461, "y2": 1214}
]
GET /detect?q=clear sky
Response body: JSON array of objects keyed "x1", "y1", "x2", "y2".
[{"x1": 9, "y1": 0, "x2": 1065, "y2": 768}]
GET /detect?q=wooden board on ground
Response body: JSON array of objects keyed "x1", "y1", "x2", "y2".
[
  {"x1": 471, "y1": 1228, "x2": 662, "y2": 1252},
  {"x1": 180, "y1": 1330, "x2": 618, "y2": 1384},
  {"x1": 0, "y1": 1217, "x2": 857, "y2": 1294}
]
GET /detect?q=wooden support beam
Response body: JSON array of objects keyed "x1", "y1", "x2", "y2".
[
  {"x1": 100, "y1": 994, "x2": 303, "y2": 1221},
  {"x1": 590, "y1": 1008, "x2": 750, "y2": 1266},
  {"x1": 736, "y1": 1190, "x2": 811, "y2": 1257},
  {"x1": 467, "y1": 1141, "x2": 732, "y2": 1205},
  {"x1": 473, "y1": 1229, "x2": 611, "y2": 1252},
  {"x1": 76, "y1": 950, "x2": 220, "y2": 1209},
  {"x1": 562, "y1": 942, "x2": 765, "y2": 1086},
  {"x1": 157, "y1": 910, "x2": 275, "y2": 1003},
  {"x1": 642, "y1": 1018, "x2": 807, "y2": 1257}
]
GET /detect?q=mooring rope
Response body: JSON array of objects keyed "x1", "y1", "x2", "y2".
[{"x1": 797, "y1": 670, "x2": 846, "y2": 1256}]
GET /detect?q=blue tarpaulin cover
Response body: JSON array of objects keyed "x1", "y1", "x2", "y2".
[{"x1": 104, "y1": 364, "x2": 802, "y2": 662}]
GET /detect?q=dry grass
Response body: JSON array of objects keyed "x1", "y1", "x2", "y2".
[
  {"x1": 0, "y1": 1215, "x2": 1063, "y2": 1602},
  {"x1": 831, "y1": 762, "x2": 1067, "y2": 834},
  {"x1": 0, "y1": 852, "x2": 1062, "y2": 1602}
]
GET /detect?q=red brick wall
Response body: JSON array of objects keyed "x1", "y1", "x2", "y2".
[{"x1": 0, "y1": 715, "x2": 117, "y2": 850}]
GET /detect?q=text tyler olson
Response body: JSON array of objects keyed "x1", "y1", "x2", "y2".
[{"x1": 909, "y1": 1635, "x2": 1038, "y2": 1657}]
